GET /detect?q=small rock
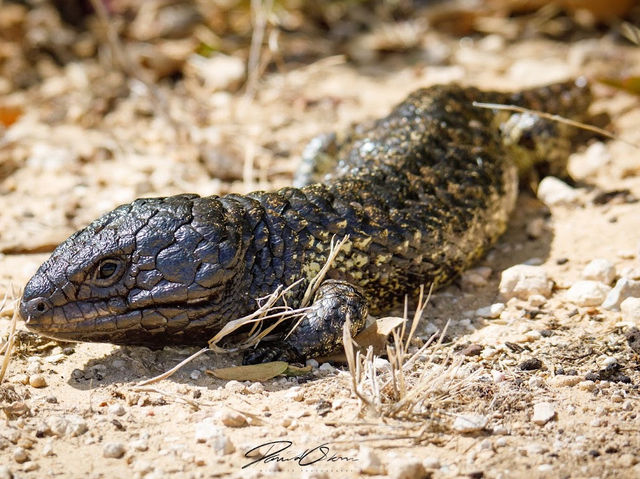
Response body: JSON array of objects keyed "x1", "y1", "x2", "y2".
[
  {"x1": 565, "y1": 281, "x2": 611, "y2": 306},
  {"x1": 537, "y1": 176, "x2": 580, "y2": 206},
  {"x1": 491, "y1": 370, "x2": 506, "y2": 383},
  {"x1": 526, "y1": 218, "x2": 546, "y2": 239},
  {"x1": 0, "y1": 466, "x2": 11, "y2": 479},
  {"x1": 603, "y1": 278, "x2": 640, "y2": 310},
  {"x1": 224, "y1": 380, "x2": 245, "y2": 393},
  {"x1": 528, "y1": 376, "x2": 545, "y2": 388},
  {"x1": 568, "y1": 141, "x2": 610, "y2": 179},
  {"x1": 28, "y1": 374, "x2": 47, "y2": 388},
  {"x1": 452, "y1": 414, "x2": 488, "y2": 433},
  {"x1": 13, "y1": 447, "x2": 28, "y2": 463},
  {"x1": 578, "y1": 380, "x2": 596, "y2": 391},
  {"x1": 621, "y1": 297, "x2": 640, "y2": 324},
  {"x1": 476, "y1": 303, "x2": 505, "y2": 319},
  {"x1": 392, "y1": 458, "x2": 427, "y2": 479},
  {"x1": 519, "y1": 358, "x2": 543, "y2": 371},
  {"x1": 499, "y1": 265, "x2": 553, "y2": 299},
  {"x1": 582, "y1": 259, "x2": 616, "y2": 284},
  {"x1": 108, "y1": 404, "x2": 126, "y2": 417},
  {"x1": 47, "y1": 415, "x2": 88, "y2": 437},
  {"x1": 359, "y1": 447, "x2": 385, "y2": 475},
  {"x1": 528, "y1": 294, "x2": 546, "y2": 307},
  {"x1": 130, "y1": 439, "x2": 149, "y2": 452},
  {"x1": 286, "y1": 387, "x2": 304, "y2": 402},
  {"x1": 247, "y1": 382, "x2": 264, "y2": 394},
  {"x1": 103, "y1": 442, "x2": 126, "y2": 459},
  {"x1": 305, "y1": 359, "x2": 319, "y2": 368},
  {"x1": 318, "y1": 362, "x2": 335, "y2": 372},
  {"x1": 217, "y1": 409, "x2": 247, "y2": 427},
  {"x1": 618, "y1": 249, "x2": 635, "y2": 259},
  {"x1": 460, "y1": 344, "x2": 483, "y2": 356},
  {"x1": 190, "y1": 369, "x2": 202, "y2": 380},
  {"x1": 532, "y1": 402, "x2": 556, "y2": 425}
]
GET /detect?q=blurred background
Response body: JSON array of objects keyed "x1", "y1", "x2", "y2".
[{"x1": 0, "y1": 0, "x2": 638, "y2": 257}]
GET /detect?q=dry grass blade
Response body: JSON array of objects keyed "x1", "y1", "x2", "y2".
[
  {"x1": 473, "y1": 101, "x2": 639, "y2": 149},
  {"x1": 244, "y1": 0, "x2": 275, "y2": 101},
  {"x1": 0, "y1": 288, "x2": 18, "y2": 384}
]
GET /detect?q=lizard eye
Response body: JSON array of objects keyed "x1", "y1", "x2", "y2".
[{"x1": 94, "y1": 258, "x2": 123, "y2": 285}]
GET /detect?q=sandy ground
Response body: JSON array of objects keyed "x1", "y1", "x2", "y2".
[{"x1": 2, "y1": 5, "x2": 640, "y2": 479}]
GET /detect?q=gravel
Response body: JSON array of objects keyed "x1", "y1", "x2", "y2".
[
  {"x1": 359, "y1": 447, "x2": 385, "y2": 475},
  {"x1": 537, "y1": 176, "x2": 580, "y2": 206},
  {"x1": 452, "y1": 414, "x2": 488, "y2": 433},
  {"x1": 602, "y1": 278, "x2": 640, "y2": 310},
  {"x1": 621, "y1": 297, "x2": 640, "y2": 324},
  {"x1": 103, "y1": 442, "x2": 126, "y2": 459}
]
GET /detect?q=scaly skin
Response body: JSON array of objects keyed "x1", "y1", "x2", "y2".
[{"x1": 20, "y1": 81, "x2": 592, "y2": 362}]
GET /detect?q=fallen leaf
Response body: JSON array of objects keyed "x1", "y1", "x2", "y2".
[
  {"x1": 284, "y1": 364, "x2": 312, "y2": 376},
  {"x1": 206, "y1": 361, "x2": 288, "y2": 381},
  {"x1": 597, "y1": 76, "x2": 640, "y2": 96}
]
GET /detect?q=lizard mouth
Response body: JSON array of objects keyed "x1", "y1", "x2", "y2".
[{"x1": 22, "y1": 296, "x2": 220, "y2": 347}]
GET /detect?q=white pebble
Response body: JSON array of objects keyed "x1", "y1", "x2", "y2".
[
  {"x1": 528, "y1": 376, "x2": 545, "y2": 389},
  {"x1": 537, "y1": 176, "x2": 580, "y2": 206},
  {"x1": 621, "y1": 297, "x2": 640, "y2": 324},
  {"x1": 286, "y1": 387, "x2": 304, "y2": 402},
  {"x1": 568, "y1": 141, "x2": 610, "y2": 179},
  {"x1": 190, "y1": 369, "x2": 202, "y2": 380},
  {"x1": 600, "y1": 356, "x2": 618, "y2": 368},
  {"x1": 499, "y1": 265, "x2": 553, "y2": 299},
  {"x1": 216, "y1": 409, "x2": 248, "y2": 427},
  {"x1": 528, "y1": 294, "x2": 547, "y2": 307},
  {"x1": 185, "y1": 53, "x2": 245, "y2": 92},
  {"x1": 247, "y1": 382, "x2": 265, "y2": 394},
  {"x1": 305, "y1": 359, "x2": 319, "y2": 368},
  {"x1": 13, "y1": 447, "x2": 28, "y2": 463},
  {"x1": 423, "y1": 457, "x2": 441, "y2": 469},
  {"x1": 103, "y1": 442, "x2": 126, "y2": 459},
  {"x1": 319, "y1": 363, "x2": 335, "y2": 372},
  {"x1": 224, "y1": 380, "x2": 245, "y2": 393},
  {"x1": 392, "y1": 458, "x2": 427, "y2": 479},
  {"x1": 47, "y1": 415, "x2": 88, "y2": 437},
  {"x1": 0, "y1": 466, "x2": 12, "y2": 479},
  {"x1": 108, "y1": 404, "x2": 126, "y2": 417},
  {"x1": 603, "y1": 278, "x2": 640, "y2": 310},
  {"x1": 452, "y1": 414, "x2": 488, "y2": 433},
  {"x1": 538, "y1": 464, "x2": 554, "y2": 473},
  {"x1": 532, "y1": 402, "x2": 556, "y2": 425},
  {"x1": 582, "y1": 259, "x2": 616, "y2": 284},
  {"x1": 130, "y1": 439, "x2": 149, "y2": 451},
  {"x1": 491, "y1": 370, "x2": 506, "y2": 383},
  {"x1": 565, "y1": 280, "x2": 611, "y2": 306},
  {"x1": 359, "y1": 447, "x2": 385, "y2": 475},
  {"x1": 476, "y1": 302, "x2": 505, "y2": 319}
]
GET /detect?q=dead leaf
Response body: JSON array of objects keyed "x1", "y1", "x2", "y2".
[
  {"x1": 284, "y1": 364, "x2": 312, "y2": 376},
  {"x1": 317, "y1": 316, "x2": 405, "y2": 363},
  {"x1": 206, "y1": 361, "x2": 288, "y2": 381},
  {"x1": 597, "y1": 76, "x2": 640, "y2": 97}
]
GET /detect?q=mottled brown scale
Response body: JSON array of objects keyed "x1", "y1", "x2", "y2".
[{"x1": 21, "y1": 81, "x2": 593, "y2": 362}]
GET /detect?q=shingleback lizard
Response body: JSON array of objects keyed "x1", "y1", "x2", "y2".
[{"x1": 20, "y1": 81, "x2": 593, "y2": 363}]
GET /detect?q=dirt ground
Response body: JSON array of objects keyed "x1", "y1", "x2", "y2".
[{"x1": 1, "y1": 2, "x2": 640, "y2": 478}]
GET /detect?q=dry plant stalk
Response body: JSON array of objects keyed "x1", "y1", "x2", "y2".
[
  {"x1": 0, "y1": 289, "x2": 17, "y2": 384},
  {"x1": 473, "y1": 100, "x2": 639, "y2": 149},
  {"x1": 343, "y1": 290, "x2": 482, "y2": 421}
]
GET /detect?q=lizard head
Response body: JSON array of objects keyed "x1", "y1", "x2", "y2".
[{"x1": 20, "y1": 194, "x2": 245, "y2": 346}]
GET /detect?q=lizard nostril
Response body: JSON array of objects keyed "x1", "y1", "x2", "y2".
[{"x1": 36, "y1": 302, "x2": 46, "y2": 313}]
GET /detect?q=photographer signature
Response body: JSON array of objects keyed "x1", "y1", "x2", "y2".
[{"x1": 243, "y1": 440, "x2": 358, "y2": 468}]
